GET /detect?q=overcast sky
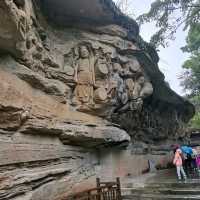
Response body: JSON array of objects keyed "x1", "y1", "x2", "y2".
[{"x1": 113, "y1": 0, "x2": 189, "y2": 95}]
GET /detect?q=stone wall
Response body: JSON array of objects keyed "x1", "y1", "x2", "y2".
[{"x1": 0, "y1": 0, "x2": 194, "y2": 199}]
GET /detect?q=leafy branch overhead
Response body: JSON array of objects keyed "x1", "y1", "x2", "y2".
[
  {"x1": 136, "y1": 0, "x2": 200, "y2": 128},
  {"x1": 137, "y1": 0, "x2": 200, "y2": 47},
  {"x1": 180, "y1": 22, "x2": 200, "y2": 96}
]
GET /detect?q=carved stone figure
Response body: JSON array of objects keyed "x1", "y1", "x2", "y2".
[
  {"x1": 1, "y1": 0, "x2": 29, "y2": 57},
  {"x1": 140, "y1": 82, "x2": 153, "y2": 98},
  {"x1": 132, "y1": 76, "x2": 145, "y2": 98},
  {"x1": 62, "y1": 44, "x2": 153, "y2": 115},
  {"x1": 15, "y1": 0, "x2": 27, "y2": 41},
  {"x1": 120, "y1": 61, "x2": 141, "y2": 100},
  {"x1": 73, "y1": 45, "x2": 95, "y2": 107},
  {"x1": 130, "y1": 76, "x2": 145, "y2": 111},
  {"x1": 95, "y1": 58, "x2": 108, "y2": 79},
  {"x1": 94, "y1": 87, "x2": 108, "y2": 103},
  {"x1": 94, "y1": 48, "x2": 109, "y2": 88},
  {"x1": 125, "y1": 78, "x2": 135, "y2": 99},
  {"x1": 105, "y1": 52, "x2": 113, "y2": 74},
  {"x1": 118, "y1": 76, "x2": 145, "y2": 112},
  {"x1": 108, "y1": 63, "x2": 127, "y2": 106},
  {"x1": 38, "y1": 28, "x2": 50, "y2": 51}
]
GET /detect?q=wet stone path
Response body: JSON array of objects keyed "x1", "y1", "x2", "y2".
[{"x1": 121, "y1": 170, "x2": 200, "y2": 200}]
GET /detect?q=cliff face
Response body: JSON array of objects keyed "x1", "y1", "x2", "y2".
[{"x1": 0, "y1": 0, "x2": 194, "y2": 199}]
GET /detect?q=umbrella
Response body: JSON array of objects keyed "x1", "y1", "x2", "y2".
[{"x1": 181, "y1": 146, "x2": 193, "y2": 155}]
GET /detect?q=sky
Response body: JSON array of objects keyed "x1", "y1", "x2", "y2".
[{"x1": 113, "y1": 0, "x2": 189, "y2": 95}]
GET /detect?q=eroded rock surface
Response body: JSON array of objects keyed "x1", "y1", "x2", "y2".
[{"x1": 0, "y1": 0, "x2": 194, "y2": 199}]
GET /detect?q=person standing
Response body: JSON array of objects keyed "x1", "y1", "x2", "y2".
[{"x1": 173, "y1": 149, "x2": 187, "y2": 181}]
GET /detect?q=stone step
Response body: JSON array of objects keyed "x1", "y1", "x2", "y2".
[
  {"x1": 123, "y1": 194, "x2": 200, "y2": 200},
  {"x1": 122, "y1": 174, "x2": 200, "y2": 199},
  {"x1": 122, "y1": 188, "x2": 200, "y2": 196},
  {"x1": 146, "y1": 182, "x2": 200, "y2": 189},
  {"x1": 123, "y1": 180, "x2": 200, "y2": 189}
]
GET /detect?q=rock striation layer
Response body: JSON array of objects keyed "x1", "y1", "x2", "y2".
[{"x1": 0, "y1": 0, "x2": 194, "y2": 199}]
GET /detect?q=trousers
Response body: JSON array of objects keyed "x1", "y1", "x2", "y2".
[{"x1": 176, "y1": 166, "x2": 186, "y2": 180}]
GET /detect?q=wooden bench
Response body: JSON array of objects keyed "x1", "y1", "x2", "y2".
[{"x1": 67, "y1": 177, "x2": 122, "y2": 200}]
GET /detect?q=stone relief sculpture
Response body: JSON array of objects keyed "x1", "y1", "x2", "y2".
[
  {"x1": 63, "y1": 42, "x2": 153, "y2": 117},
  {"x1": 3, "y1": 0, "x2": 29, "y2": 57},
  {"x1": 93, "y1": 48, "x2": 109, "y2": 104},
  {"x1": 94, "y1": 48, "x2": 109, "y2": 85},
  {"x1": 73, "y1": 44, "x2": 96, "y2": 109},
  {"x1": 108, "y1": 63, "x2": 128, "y2": 112},
  {"x1": 14, "y1": 0, "x2": 27, "y2": 40},
  {"x1": 115, "y1": 60, "x2": 153, "y2": 113}
]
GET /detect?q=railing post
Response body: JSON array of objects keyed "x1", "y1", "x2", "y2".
[
  {"x1": 87, "y1": 191, "x2": 90, "y2": 200},
  {"x1": 96, "y1": 178, "x2": 101, "y2": 200},
  {"x1": 116, "y1": 177, "x2": 122, "y2": 200}
]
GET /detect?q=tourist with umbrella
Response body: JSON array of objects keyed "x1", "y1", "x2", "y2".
[{"x1": 181, "y1": 146, "x2": 196, "y2": 175}]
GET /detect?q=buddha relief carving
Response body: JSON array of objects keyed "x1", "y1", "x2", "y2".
[
  {"x1": 73, "y1": 44, "x2": 95, "y2": 108},
  {"x1": 65, "y1": 42, "x2": 154, "y2": 117}
]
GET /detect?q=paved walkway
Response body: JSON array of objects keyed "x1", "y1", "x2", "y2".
[{"x1": 121, "y1": 169, "x2": 200, "y2": 200}]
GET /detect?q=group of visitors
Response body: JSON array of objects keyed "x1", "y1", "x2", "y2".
[{"x1": 173, "y1": 145, "x2": 200, "y2": 181}]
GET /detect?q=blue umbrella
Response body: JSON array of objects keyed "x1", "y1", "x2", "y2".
[{"x1": 181, "y1": 146, "x2": 193, "y2": 155}]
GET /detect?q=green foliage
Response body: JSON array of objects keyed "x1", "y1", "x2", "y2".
[
  {"x1": 180, "y1": 23, "x2": 200, "y2": 96},
  {"x1": 180, "y1": 23, "x2": 200, "y2": 128},
  {"x1": 137, "y1": 0, "x2": 200, "y2": 47},
  {"x1": 138, "y1": 0, "x2": 200, "y2": 128},
  {"x1": 189, "y1": 111, "x2": 200, "y2": 128},
  {"x1": 182, "y1": 23, "x2": 200, "y2": 52},
  {"x1": 190, "y1": 95, "x2": 200, "y2": 110},
  {"x1": 188, "y1": 94, "x2": 200, "y2": 127},
  {"x1": 180, "y1": 53, "x2": 200, "y2": 95}
]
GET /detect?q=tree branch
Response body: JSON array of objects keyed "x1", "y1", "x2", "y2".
[{"x1": 167, "y1": 4, "x2": 200, "y2": 11}]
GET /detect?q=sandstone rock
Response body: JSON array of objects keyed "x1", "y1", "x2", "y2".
[
  {"x1": 0, "y1": 0, "x2": 195, "y2": 199},
  {"x1": 0, "y1": 131, "x2": 97, "y2": 200},
  {"x1": 59, "y1": 124, "x2": 131, "y2": 147},
  {"x1": 0, "y1": 0, "x2": 34, "y2": 58},
  {"x1": 0, "y1": 105, "x2": 23, "y2": 131},
  {"x1": 0, "y1": 69, "x2": 130, "y2": 147},
  {"x1": 0, "y1": 56, "x2": 72, "y2": 103},
  {"x1": 37, "y1": 0, "x2": 139, "y2": 37}
]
